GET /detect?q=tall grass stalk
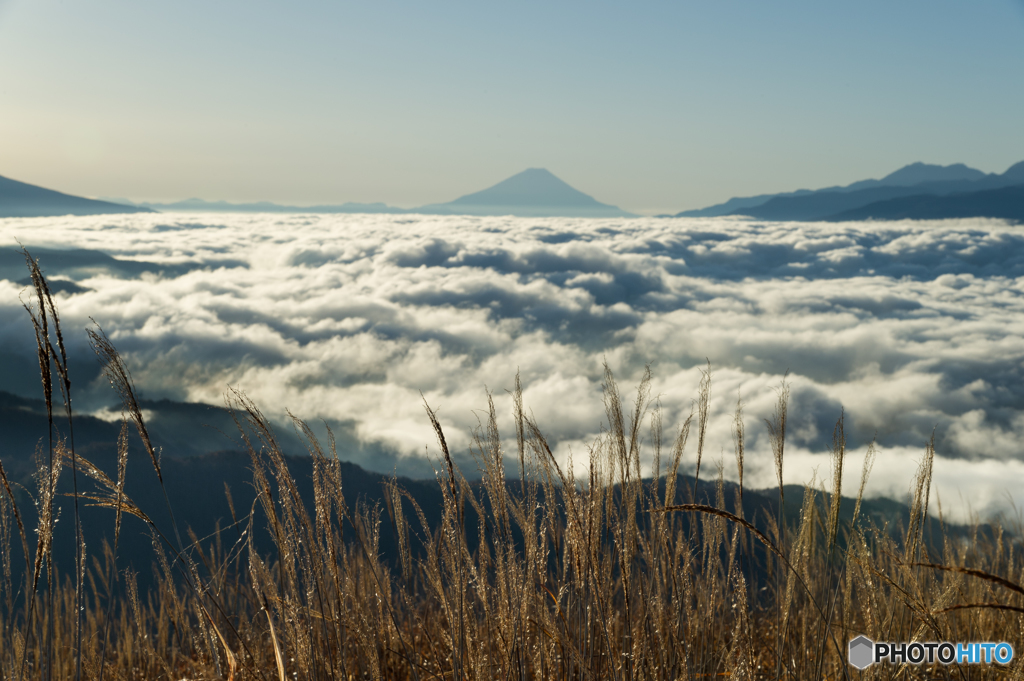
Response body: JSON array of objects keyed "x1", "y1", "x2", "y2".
[{"x1": 21, "y1": 249, "x2": 85, "y2": 681}]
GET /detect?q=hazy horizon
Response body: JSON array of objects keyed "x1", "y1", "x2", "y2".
[
  {"x1": 8, "y1": 158, "x2": 1024, "y2": 219},
  {"x1": 1, "y1": 0, "x2": 1023, "y2": 214}
]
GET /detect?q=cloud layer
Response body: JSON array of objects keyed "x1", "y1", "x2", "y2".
[{"x1": 3, "y1": 213, "x2": 1024, "y2": 520}]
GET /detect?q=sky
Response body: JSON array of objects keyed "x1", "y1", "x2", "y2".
[
  {"x1": 5, "y1": 213, "x2": 1024, "y2": 521},
  {"x1": 1, "y1": 0, "x2": 1023, "y2": 214}
]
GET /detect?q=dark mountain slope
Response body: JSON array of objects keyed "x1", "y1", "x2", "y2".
[
  {"x1": 0, "y1": 174, "x2": 152, "y2": 218},
  {"x1": 729, "y1": 185, "x2": 935, "y2": 221},
  {"x1": 0, "y1": 384, "x2": 986, "y2": 595},
  {"x1": 826, "y1": 183, "x2": 1024, "y2": 222}
]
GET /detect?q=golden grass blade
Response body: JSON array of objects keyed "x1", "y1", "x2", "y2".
[
  {"x1": 658, "y1": 504, "x2": 782, "y2": 562},
  {"x1": 265, "y1": 605, "x2": 287, "y2": 681},
  {"x1": 911, "y1": 562, "x2": 1024, "y2": 597},
  {"x1": 935, "y1": 603, "x2": 1024, "y2": 615}
]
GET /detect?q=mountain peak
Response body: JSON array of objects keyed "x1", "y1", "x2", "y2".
[
  {"x1": 415, "y1": 168, "x2": 635, "y2": 217},
  {"x1": 1003, "y1": 161, "x2": 1024, "y2": 181},
  {"x1": 449, "y1": 168, "x2": 602, "y2": 208},
  {"x1": 880, "y1": 162, "x2": 987, "y2": 186}
]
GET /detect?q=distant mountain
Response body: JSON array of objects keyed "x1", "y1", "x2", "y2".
[
  {"x1": 135, "y1": 198, "x2": 409, "y2": 214},
  {"x1": 672, "y1": 161, "x2": 1024, "y2": 221},
  {"x1": 0, "y1": 174, "x2": 152, "y2": 218},
  {"x1": 415, "y1": 168, "x2": 636, "y2": 218},
  {"x1": 732, "y1": 185, "x2": 937, "y2": 222},
  {"x1": 827, "y1": 183, "x2": 1024, "y2": 222}
]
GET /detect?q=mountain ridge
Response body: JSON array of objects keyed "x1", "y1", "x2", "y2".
[
  {"x1": 671, "y1": 160, "x2": 1024, "y2": 221},
  {"x1": 135, "y1": 198, "x2": 409, "y2": 214},
  {"x1": 112, "y1": 168, "x2": 636, "y2": 218},
  {"x1": 0, "y1": 389, "x2": 986, "y2": 593}
]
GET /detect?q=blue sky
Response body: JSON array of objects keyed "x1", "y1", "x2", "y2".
[{"x1": 1, "y1": 0, "x2": 1022, "y2": 214}]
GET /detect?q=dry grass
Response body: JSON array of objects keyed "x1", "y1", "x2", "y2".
[{"x1": 3, "y1": 249, "x2": 1022, "y2": 680}]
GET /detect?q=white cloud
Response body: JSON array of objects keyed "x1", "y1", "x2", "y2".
[{"x1": 3, "y1": 213, "x2": 1024, "y2": 521}]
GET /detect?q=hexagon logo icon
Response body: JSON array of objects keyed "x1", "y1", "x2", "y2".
[{"x1": 849, "y1": 635, "x2": 875, "y2": 669}]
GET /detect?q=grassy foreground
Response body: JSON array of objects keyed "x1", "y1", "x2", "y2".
[{"x1": 4, "y1": 250, "x2": 1023, "y2": 680}]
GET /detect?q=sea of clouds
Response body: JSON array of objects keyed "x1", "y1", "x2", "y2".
[{"x1": 3, "y1": 213, "x2": 1024, "y2": 520}]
